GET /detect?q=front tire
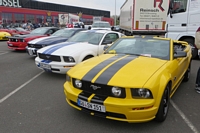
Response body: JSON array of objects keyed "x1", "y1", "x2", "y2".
[
  {"x1": 183, "y1": 62, "x2": 191, "y2": 82},
  {"x1": 155, "y1": 84, "x2": 170, "y2": 122}
]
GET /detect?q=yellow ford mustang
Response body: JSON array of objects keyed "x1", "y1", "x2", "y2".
[
  {"x1": 0, "y1": 31, "x2": 11, "y2": 40},
  {"x1": 64, "y1": 36, "x2": 192, "y2": 123}
]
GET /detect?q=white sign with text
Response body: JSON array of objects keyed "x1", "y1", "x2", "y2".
[{"x1": 0, "y1": 0, "x2": 21, "y2": 8}]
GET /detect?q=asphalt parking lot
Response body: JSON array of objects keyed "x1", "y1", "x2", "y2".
[{"x1": 0, "y1": 41, "x2": 200, "y2": 133}]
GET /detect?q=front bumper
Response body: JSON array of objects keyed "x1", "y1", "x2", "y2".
[
  {"x1": 26, "y1": 47, "x2": 38, "y2": 56},
  {"x1": 35, "y1": 57, "x2": 75, "y2": 74},
  {"x1": 7, "y1": 41, "x2": 27, "y2": 50},
  {"x1": 0, "y1": 36, "x2": 9, "y2": 40},
  {"x1": 64, "y1": 82, "x2": 158, "y2": 123}
]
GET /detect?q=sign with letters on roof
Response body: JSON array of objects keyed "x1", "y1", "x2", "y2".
[{"x1": 0, "y1": 0, "x2": 21, "y2": 8}]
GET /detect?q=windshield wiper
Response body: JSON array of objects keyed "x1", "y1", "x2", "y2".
[{"x1": 122, "y1": 53, "x2": 141, "y2": 56}]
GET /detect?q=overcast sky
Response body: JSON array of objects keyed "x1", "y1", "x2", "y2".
[{"x1": 37, "y1": 0, "x2": 126, "y2": 16}]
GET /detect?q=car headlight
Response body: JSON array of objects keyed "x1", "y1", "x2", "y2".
[
  {"x1": 63, "y1": 56, "x2": 75, "y2": 62},
  {"x1": 66, "y1": 74, "x2": 71, "y2": 82},
  {"x1": 74, "y1": 79, "x2": 82, "y2": 88},
  {"x1": 131, "y1": 88, "x2": 153, "y2": 99},
  {"x1": 111, "y1": 87, "x2": 122, "y2": 97}
]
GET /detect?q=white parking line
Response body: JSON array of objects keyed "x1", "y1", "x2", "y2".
[
  {"x1": 0, "y1": 51, "x2": 8, "y2": 55},
  {"x1": 171, "y1": 100, "x2": 199, "y2": 133},
  {"x1": 0, "y1": 71, "x2": 44, "y2": 104}
]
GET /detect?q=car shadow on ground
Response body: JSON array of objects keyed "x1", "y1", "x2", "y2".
[{"x1": 11, "y1": 50, "x2": 26, "y2": 54}]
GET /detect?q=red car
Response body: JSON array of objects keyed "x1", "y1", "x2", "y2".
[
  {"x1": 7, "y1": 27, "x2": 59, "y2": 50},
  {"x1": 0, "y1": 27, "x2": 30, "y2": 36}
]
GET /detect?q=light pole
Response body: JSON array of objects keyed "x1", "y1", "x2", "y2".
[{"x1": 115, "y1": 0, "x2": 116, "y2": 26}]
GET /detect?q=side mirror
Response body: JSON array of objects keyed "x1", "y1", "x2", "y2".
[
  {"x1": 102, "y1": 40, "x2": 112, "y2": 45},
  {"x1": 88, "y1": 26, "x2": 91, "y2": 30},
  {"x1": 168, "y1": 0, "x2": 174, "y2": 18},
  {"x1": 174, "y1": 51, "x2": 187, "y2": 58},
  {"x1": 103, "y1": 45, "x2": 109, "y2": 51}
]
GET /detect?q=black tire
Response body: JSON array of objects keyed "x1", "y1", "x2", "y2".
[
  {"x1": 155, "y1": 84, "x2": 170, "y2": 122},
  {"x1": 182, "y1": 38, "x2": 198, "y2": 59},
  {"x1": 82, "y1": 55, "x2": 93, "y2": 61},
  {"x1": 183, "y1": 62, "x2": 191, "y2": 82}
]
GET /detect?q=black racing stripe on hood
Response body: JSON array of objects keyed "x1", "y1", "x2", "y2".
[
  {"x1": 95, "y1": 56, "x2": 138, "y2": 85},
  {"x1": 90, "y1": 95, "x2": 108, "y2": 105},
  {"x1": 78, "y1": 91, "x2": 92, "y2": 101},
  {"x1": 82, "y1": 55, "x2": 125, "y2": 81}
]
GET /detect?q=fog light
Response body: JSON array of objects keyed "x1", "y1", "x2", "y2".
[{"x1": 63, "y1": 66, "x2": 74, "y2": 68}]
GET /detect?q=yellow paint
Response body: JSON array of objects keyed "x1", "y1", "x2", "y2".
[{"x1": 64, "y1": 37, "x2": 192, "y2": 123}]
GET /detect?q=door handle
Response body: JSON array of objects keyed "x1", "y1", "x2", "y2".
[{"x1": 181, "y1": 23, "x2": 187, "y2": 26}]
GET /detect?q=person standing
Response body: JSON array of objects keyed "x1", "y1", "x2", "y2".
[
  {"x1": 196, "y1": 68, "x2": 200, "y2": 93},
  {"x1": 195, "y1": 27, "x2": 200, "y2": 93}
]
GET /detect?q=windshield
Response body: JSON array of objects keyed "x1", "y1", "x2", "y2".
[
  {"x1": 105, "y1": 38, "x2": 170, "y2": 60},
  {"x1": 30, "y1": 28, "x2": 48, "y2": 34},
  {"x1": 92, "y1": 22, "x2": 111, "y2": 28},
  {"x1": 15, "y1": 27, "x2": 27, "y2": 31},
  {"x1": 51, "y1": 29, "x2": 75, "y2": 38},
  {"x1": 171, "y1": 0, "x2": 187, "y2": 14},
  {"x1": 67, "y1": 32, "x2": 104, "y2": 45}
]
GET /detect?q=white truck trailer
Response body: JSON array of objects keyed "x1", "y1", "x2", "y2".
[
  {"x1": 120, "y1": 0, "x2": 200, "y2": 58},
  {"x1": 120, "y1": 0, "x2": 168, "y2": 35}
]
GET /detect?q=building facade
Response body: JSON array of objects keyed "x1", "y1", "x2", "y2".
[{"x1": 0, "y1": 0, "x2": 114, "y2": 26}]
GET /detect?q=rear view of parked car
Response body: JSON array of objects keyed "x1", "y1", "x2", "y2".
[{"x1": 91, "y1": 21, "x2": 111, "y2": 31}]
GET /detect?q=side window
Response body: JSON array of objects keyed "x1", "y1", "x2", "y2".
[
  {"x1": 172, "y1": 0, "x2": 187, "y2": 14},
  {"x1": 104, "y1": 33, "x2": 119, "y2": 42},
  {"x1": 47, "y1": 29, "x2": 54, "y2": 34},
  {"x1": 53, "y1": 29, "x2": 59, "y2": 33}
]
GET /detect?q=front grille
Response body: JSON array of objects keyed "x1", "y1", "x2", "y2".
[
  {"x1": 38, "y1": 53, "x2": 61, "y2": 62},
  {"x1": 9, "y1": 38, "x2": 24, "y2": 42},
  {"x1": 2, "y1": 37, "x2": 8, "y2": 39},
  {"x1": 9, "y1": 38, "x2": 17, "y2": 42},
  {"x1": 72, "y1": 80, "x2": 126, "y2": 98},
  {"x1": 70, "y1": 100, "x2": 126, "y2": 119},
  {"x1": 28, "y1": 44, "x2": 43, "y2": 48}
]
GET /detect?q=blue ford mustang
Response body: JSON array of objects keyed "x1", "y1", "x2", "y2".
[{"x1": 26, "y1": 28, "x2": 85, "y2": 56}]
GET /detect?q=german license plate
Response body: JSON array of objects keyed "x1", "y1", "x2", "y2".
[
  {"x1": 198, "y1": 49, "x2": 200, "y2": 55},
  {"x1": 77, "y1": 99, "x2": 106, "y2": 112},
  {"x1": 8, "y1": 43, "x2": 13, "y2": 46},
  {"x1": 40, "y1": 63, "x2": 51, "y2": 70}
]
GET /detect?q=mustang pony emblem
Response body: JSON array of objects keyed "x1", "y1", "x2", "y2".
[{"x1": 90, "y1": 85, "x2": 101, "y2": 90}]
